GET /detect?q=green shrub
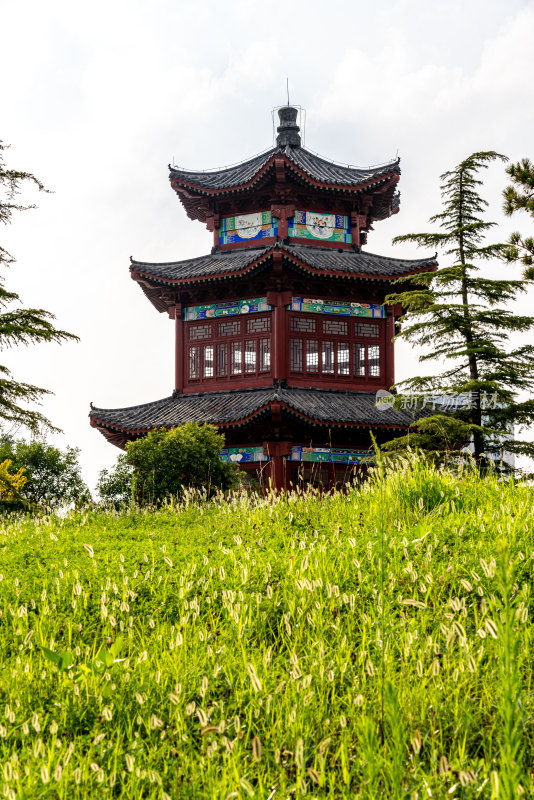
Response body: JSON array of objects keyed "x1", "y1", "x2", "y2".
[
  {"x1": 125, "y1": 423, "x2": 239, "y2": 505},
  {"x1": 0, "y1": 437, "x2": 88, "y2": 509},
  {"x1": 96, "y1": 454, "x2": 133, "y2": 508}
]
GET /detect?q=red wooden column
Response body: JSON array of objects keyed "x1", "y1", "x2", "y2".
[
  {"x1": 385, "y1": 303, "x2": 401, "y2": 390},
  {"x1": 206, "y1": 215, "x2": 220, "y2": 249},
  {"x1": 350, "y1": 212, "x2": 367, "y2": 247},
  {"x1": 268, "y1": 286, "x2": 292, "y2": 382},
  {"x1": 271, "y1": 203, "x2": 295, "y2": 240},
  {"x1": 264, "y1": 440, "x2": 291, "y2": 491},
  {"x1": 172, "y1": 303, "x2": 184, "y2": 392}
]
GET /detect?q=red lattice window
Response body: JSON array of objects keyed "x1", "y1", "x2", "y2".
[
  {"x1": 355, "y1": 344, "x2": 365, "y2": 377},
  {"x1": 322, "y1": 341, "x2": 335, "y2": 374},
  {"x1": 324, "y1": 319, "x2": 348, "y2": 336},
  {"x1": 290, "y1": 339, "x2": 303, "y2": 372},
  {"x1": 218, "y1": 320, "x2": 241, "y2": 337},
  {"x1": 356, "y1": 322, "x2": 380, "y2": 338},
  {"x1": 216, "y1": 343, "x2": 227, "y2": 376},
  {"x1": 247, "y1": 315, "x2": 271, "y2": 334},
  {"x1": 291, "y1": 317, "x2": 317, "y2": 333},
  {"x1": 231, "y1": 342, "x2": 242, "y2": 375},
  {"x1": 189, "y1": 323, "x2": 212, "y2": 340},
  {"x1": 306, "y1": 340, "x2": 319, "y2": 372},
  {"x1": 368, "y1": 345, "x2": 380, "y2": 377},
  {"x1": 203, "y1": 345, "x2": 214, "y2": 378},
  {"x1": 189, "y1": 346, "x2": 200, "y2": 379},
  {"x1": 288, "y1": 312, "x2": 383, "y2": 381},
  {"x1": 186, "y1": 315, "x2": 272, "y2": 385},
  {"x1": 260, "y1": 338, "x2": 271, "y2": 371},
  {"x1": 244, "y1": 340, "x2": 256, "y2": 373},
  {"x1": 338, "y1": 342, "x2": 350, "y2": 375}
]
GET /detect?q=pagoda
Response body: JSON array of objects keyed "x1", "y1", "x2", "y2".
[{"x1": 90, "y1": 107, "x2": 437, "y2": 489}]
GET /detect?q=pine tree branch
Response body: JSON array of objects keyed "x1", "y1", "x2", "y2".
[
  {"x1": 503, "y1": 158, "x2": 534, "y2": 216},
  {"x1": 0, "y1": 308, "x2": 79, "y2": 348},
  {"x1": 0, "y1": 367, "x2": 59, "y2": 434},
  {"x1": 0, "y1": 140, "x2": 75, "y2": 434}
]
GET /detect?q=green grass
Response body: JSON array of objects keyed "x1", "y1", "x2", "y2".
[{"x1": 0, "y1": 457, "x2": 533, "y2": 798}]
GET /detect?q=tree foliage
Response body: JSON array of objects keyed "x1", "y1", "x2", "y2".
[
  {"x1": 0, "y1": 437, "x2": 88, "y2": 509},
  {"x1": 125, "y1": 423, "x2": 239, "y2": 505},
  {"x1": 384, "y1": 151, "x2": 534, "y2": 467},
  {"x1": 96, "y1": 453, "x2": 133, "y2": 508},
  {"x1": 503, "y1": 157, "x2": 534, "y2": 279},
  {"x1": 0, "y1": 141, "x2": 78, "y2": 433}
]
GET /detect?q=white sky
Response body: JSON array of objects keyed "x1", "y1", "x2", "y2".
[{"x1": 1, "y1": 0, "x2": 534, "y2": 490}]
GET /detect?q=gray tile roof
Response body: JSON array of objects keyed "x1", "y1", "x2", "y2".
[
  {"x1": 286, "y1": 148, "x2": 399, "y2": 188},
  {"x1": 130, "y1": 244, "x2": 437, "y2": 288},
  {"x1": 169, "y1": 146, "x2": 400, "y2": 193},
  {"x1": 170, "y1": 150, "x2": 275, "y2": 192},
  {"x1": 131, "y1": 247, "x2": 268, "y2": 283},
  {"x1": 90, "y1": 386, "x2": 424, "y2": 435},
  {"x1": 284, "y1": 245, "x2": 436, "y2": 277}
]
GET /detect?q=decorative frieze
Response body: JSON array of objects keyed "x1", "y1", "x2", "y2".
[
  {"x1": 219, "y1": 212, "x2": 277, "y2": 245},
  {"x1": 288, "y1": 211, "x2": 351, "y2": 244},
  {"x1": 289, "y1": 446, "x2": 372, "y2": 464},
  {"x1": 219, "y1": 446, "x2": 269, "y2": 463},
  {"x1": 290, "y1": 297, "x2": 385, "y2": 319},
  {"x1": 184, "y1": 298, "x2": 272, "y2": 321}
]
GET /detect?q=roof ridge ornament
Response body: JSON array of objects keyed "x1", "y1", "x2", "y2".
[{"x1": 276, "y1": 106, "x2": 301, "y2": 149}]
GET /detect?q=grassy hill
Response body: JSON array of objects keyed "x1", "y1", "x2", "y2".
[{"x1": 0, "y1": 457, "x2": 533, "y2": 798}]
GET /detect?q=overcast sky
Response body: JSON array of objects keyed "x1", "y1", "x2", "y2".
[{"x1": 2, "y1": 0, "x2": 534, "y2": 490}]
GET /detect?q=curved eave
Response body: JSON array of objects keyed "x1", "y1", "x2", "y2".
[
  {"x1": 130, "y1": 247, "x2": 438, "y2": 294},
  {"x1": 170, "y1": 155, "x2": 401, "y2": 223},
  {"x1": 278, "y1": 249, "x2": 437, "y2": 285},
  {"x1": 90, "y1": 400, "x2": 414, "y2": 447},
  {"x1": 170, "y1": 153, "x2": 278, "y2": 196},
  {"x1": 130, "y1": 250, "x2": 273, "y2": 294},
  {"x1": 278, "y1": 403, "x2": 415, "y2": 431},
  {"x1": 283, "y1": 163, "x2": 399, "y2": 197},
  {"x1": 90, "y1": 405, "x2": 272, "y2": 439}
]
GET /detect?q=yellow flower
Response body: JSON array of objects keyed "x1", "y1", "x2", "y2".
[{"x1": 0, "y1": 460, "x2": 26, "y2": 502}]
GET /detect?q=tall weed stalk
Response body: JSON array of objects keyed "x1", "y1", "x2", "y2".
[
  {"x1": 495, "y1": 539, "x2": 524, "y2": 798},
  {"x1": 384, "y1": 681, "x2": 406, "y2": 798}
]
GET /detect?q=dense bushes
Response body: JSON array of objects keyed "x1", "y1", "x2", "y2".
[
  {"x1": 97, "y1": 424, "x2": 239, "y2": 506},
  {"x1": 96, "y1": 453, "x2": 133, "y2": 508},
  {"x1": 0, "y1": 437, "x2": 88, "y2": 509},
  {"x1": 127, "y1": 424, "x2": 238, "y2": 504}
]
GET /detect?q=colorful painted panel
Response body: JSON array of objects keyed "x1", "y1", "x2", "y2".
[
  {"x1": 184, "y1": 298, "x2": 272, "y2": 321},
  {"x1": 289, "y1": 447, "x2": 373, "y2": 464},
  {"x1": 219, "y1": 211, "x2": 277, "y2": 245},
  {"x1": 219, "y1": 447, "x2": 269, "y2": 463},
  {"x1": 290, "y1": 297, "x2": 386, "y2": 319},
  {"x1": 288, "y1": 211, "x2": 351, "y2": 244}
]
